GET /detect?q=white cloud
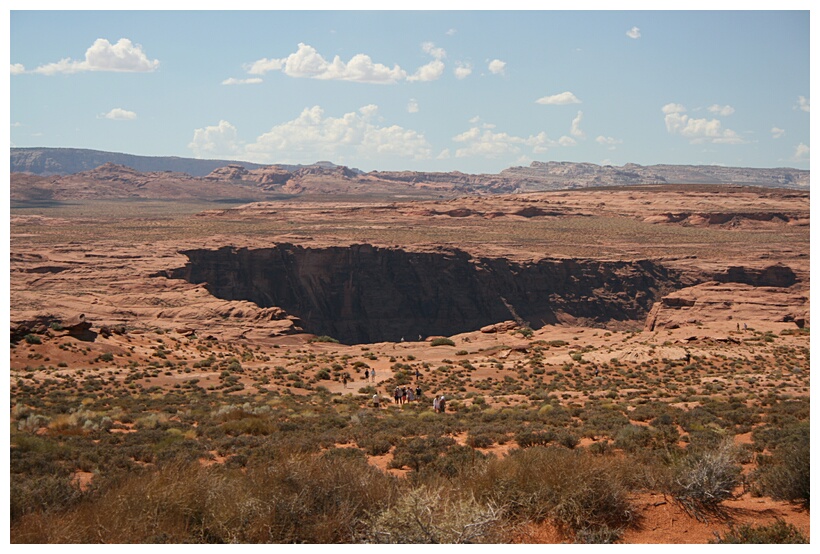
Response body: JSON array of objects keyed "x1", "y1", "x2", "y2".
[
  {"x1": 10, "y1": 63, "x2": 25, "y2": 75},
  {"x1": 792, "y1": 143, "x2": 809, "y2": 161},
  {"x1": 451, "y1": 123, "x2": 571, "y2": 158},
  {"x1": 407, "y1": 99, "x2": 419, "y2": 113},
  {"x1": 488, "y1": 59, "x2": 506, "y2": 75},
  {"x1": 246, "y1": 57, "x2": 284, "y2": 74},
  {"x1": 245, "y1": 43, "x2": 407, "y2": 84},
  {"x1": 222, "y1": 77, "x2": 263, "y2": 85},
  {"x1": 796, "y1": 96, "x2": 810, "y2": 112},
  {"x1": 536, "y1": 91, "x2": 582, "y2": 105},
  {"x1": 437, "y1": 148, "x2": 451, "y2": 159},
  {"x1": 408, "y1": 59, "x2": 445, "y2": 82},
  {"x1": 662, "y1": 103, "x2": 744, "y2": 144},
  {"x1": 454, "y1": 62, "x2": 472, "y2": 79},
  {"x1": 708, "y1": 104, "x2": 735, "y2": 116},
  {"x1": 771, "y1": 127, "x2": 786, "y2": 139},
  {"x1": 421, "y1": 42, "x2": 446, "y2": 60},
  {"x1": 570, "y1": 111, "x2": 585, "y2": 138},
  {"x1": 188, "y1": 120, "x2": 242, "y2": 158},
  {"x1": 243, "y1": 105, "x2": 433, "y2": 164},
  {"x1": 27, "y1": 38, "x2": 159, "y2": 75},
  {"x1": 626, "y1": 26, "x2": 641, "y2": 39},
  {"x1": 102, "y1": 108, "x2": 137, "y2": 120},
  {"x1": 11, "y1": 122, "x2": 23, "y2": 127},
  {"x1": 596, "y1": 136, "x2": 623, "y2": 149},
  {"x1": 446, "y1": 28, "x2": 457, "y2": 36}
]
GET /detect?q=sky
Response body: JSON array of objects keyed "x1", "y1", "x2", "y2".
[{"x1": 7, "y1": 4, "x2": 812, "y2": 174}]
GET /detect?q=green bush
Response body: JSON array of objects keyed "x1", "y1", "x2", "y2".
[
  {"x1": 710, "y1": 519, "x2": 808, "y2": 544},
  {"x1": 430, "y1": 337, "x2": 455, "y2": 347},
  {"x1": 752, "y1": 423, "x2": 809, "y2": 508}
]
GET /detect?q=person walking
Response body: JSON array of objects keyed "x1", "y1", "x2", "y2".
[
  {"x1": 439, "y1": 395, "x2": 446, "y2": 413},
  {"x1": 433, "y1": 395, "x2": 440, "y2": 413}
]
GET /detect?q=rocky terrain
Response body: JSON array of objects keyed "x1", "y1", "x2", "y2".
[
  {"x1": 9, "y1": 168, "x2": 810, "y2": 543},
  {"x1": 12, "y1": 148, "x2": 809, "y2": 200}
]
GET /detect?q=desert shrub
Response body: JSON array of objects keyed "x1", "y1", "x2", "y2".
[
  {"x1": 364, "y1": 485, "x2": 505, "y2": 543},
  {"x1": 12, "y1": 452, "x2": 397, "y2": 543},
  {"x1": 613, "y1": 424, "x2": 653, "y2": 453},
  {"x1": 514, "y1": 428, "x2": 556, "y2": 448},
  {"x1": 466, "y1": 432, "x2": 495, "y2": 449},
  {"x1": 752, "y1": 422, "x2": 809, "y2": 508},
  {"x1": 389, "y1": 436, "x2": 456, "y2": 472},
  {"x1": 10, "y1": 473, "x2": 86, "y2": 522},
  {"x1": 221, "y1": 416, "x2": 276, "y2": 436},
  {"x1": 311, "y1": 335, "x2": 340, "y2": 343},
  {"x1": 24, "y1": 334, "x2": 42, "y2": 345},
  {"x1": 430, "y1": 337, "x2": 455, "y2": 347},
  {"x1": 357, "y1": 433, "x2": 394, "y2": 456},
  {"x1": 420, "y1": 445, "x2": 491, "y2": 480},
  {"x1": 469, "y1": 446, "x2": 635, "y2": 540},
  {"x1": 710, "y1": 519, "x2": 808, "y2": 544},
  {"x1": 668, "y1": 439, "x2": 742, "y2": 520}
]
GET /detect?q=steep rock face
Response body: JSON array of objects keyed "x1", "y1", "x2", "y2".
[{"x1": 165, "y1": 244, "x2": 686, "y2": 344}]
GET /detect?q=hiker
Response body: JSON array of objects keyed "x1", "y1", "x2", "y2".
[
  {"x1": 439, "y1": 395, "x2": 446, "y2": 413},
  {"x1": 401, "y1": 387, "x2": 407, "y2": 405},
  {"x1": 407, "y1": 387, "x2": 415, "y2": 402},
  {"x1": 343, "y1": 375, "x2": 348, "y2": 388},
  {"x1": 394, "y1": 387, "x2": 401, "y2": 404},
  {"x1": 433, "y1": 396, "x2": 440, "y2": 413},
  {"x1": 371, "y1": 369, "x2": 376, "y2": 383},
  {"x1": 372, "y1": 393, "x2": 380, "y2": 408},
  {"x1": 364, "y1": 368, "x2": 369, "y2": 381},
  {"x1": 415, "y1": 386, "x2": 422, "y2": 400},
  {"x1": 415, "y1": 368, "x2": 421, "y2": 380}
]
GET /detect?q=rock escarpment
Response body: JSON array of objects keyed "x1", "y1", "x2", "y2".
[{"x1": 165, "y1": 244, "x2": 687, "y2": 344}]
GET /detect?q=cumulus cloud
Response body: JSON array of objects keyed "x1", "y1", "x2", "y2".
[
  {"x1": 596, "y1": 136, "x2": 623, "y2": 149},
  {"x1": 222, "y1": 77, "x2": 263, "y2": 85},
  {"x1": 796, "y1": 96, "x2": 810, "y2": 112},
  {"x1": 536, "y1": 91, "x2": 581, "y2": 105},
  {"x1": 570, "y1": 111, "x2": 585, "y2": 138},
  {"x1": 101, "y1": 108, "x2": 137, "y2": 120},
  {"x1": 771, "y1": 127, "x2": 786, "y2": 139},
  {"x1": 408, "y1": 59, "x2": 445, "y2": 82},
  {"x1": 451, "y1": 122, "x2": 574, "y2": 159},
  {"x1": 10, "y1": 63, "x2": 25, "y2": 75},
  {"x1": 454, "y1": 62, "x2": 472, "y2": 79},
  {"x1": 488, "y1": 59, "x2": 506, "y2": 75},
  {"x1": 246, "y1": 43, "x2": 407, "y2": 84},
  {"x1": 708, "y1": 104, "x2": 735, "y2": 116},
  {"x1": 791, "y1": 142, "x2": 809, "y2": 161},
  {"x1": 243, "y1": 105, "x2": 433, "y2": 164},
  {"x1": 662, "y1": 103, "x2": 744, "y2": 144},
  {"x1": 188, "y1": 120, "x2": 243, "y2": 158},
  {"x1": 421, "y1": 42, "x2": 446, "y2": 60},
  {"x1": 25, "y1": 38, "x2": 159, "y2": 75},
  {"x1": 626, "y1": 26, "x2": 641, "y2": 39},
  {"x1": 407, "y1": 98, "x2": 419, "y2": 113},
  {"x1": 245, "y1": 42, "x2": 448, "y2": 84}
]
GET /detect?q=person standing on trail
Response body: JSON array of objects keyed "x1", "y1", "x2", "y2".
[
  {"x1": 364, "y1": 369, "x2": 369, "y2": 381},
  {"x1": 433, "y1": 396, "x2": 440, "y2": 413},
  {"x1": 394, "y1": 387, "x2": 401, "y2": 404},
  {"x1": 371, "y1": 369, "x2": 376, "y2": 383},
  {"x1": 415, "y1": 386, "x2": 422, "y2": 400},
  {"x1": 343, "y1": 375, "x2": 348, "y2": 389},
  {"x1": 439, "y1": 395, "x2": 446, "y2": 413},
  {"x1": 372, "y1": 393, "x2": 380, "y2": 408}
]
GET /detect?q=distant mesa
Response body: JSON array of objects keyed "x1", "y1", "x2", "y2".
[{"x1": 10, "y1": 147, "x2": 809, "y2": 204}]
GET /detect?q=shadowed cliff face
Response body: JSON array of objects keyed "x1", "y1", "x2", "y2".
[{"x1": 165, "y1": 244, "x2": 687, "y2": 344}]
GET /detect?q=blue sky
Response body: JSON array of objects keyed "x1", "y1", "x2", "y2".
[{"x1": 7, "y1": 5, "x2": 812, "y2": 174}]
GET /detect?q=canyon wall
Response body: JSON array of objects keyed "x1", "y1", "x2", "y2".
[{"x1": 166, "y1": 244, "x2": 688, "y2": 344}]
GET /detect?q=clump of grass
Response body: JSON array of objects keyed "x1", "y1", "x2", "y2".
[
  {"x1": 710, "y1": 519, "x2": 808, "y2": 544},
  {"x1": 430, "y1": 337, "x2": 455, "y2": 347}
]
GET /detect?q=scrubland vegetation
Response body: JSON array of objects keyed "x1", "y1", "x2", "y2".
[{"x1": 10, "y1": 326, "x2": 810, "y2": 543}]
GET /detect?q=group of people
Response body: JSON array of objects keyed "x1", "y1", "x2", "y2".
[
  {"x1": 433, "y1": 394, "x2": 446, "y2": 413},
  {"x1": 393, "y1": 385, "x2": 421, "y2": 405},
  {"x1": 363, "y1": 369, "x2": 376, "y2": 382}
]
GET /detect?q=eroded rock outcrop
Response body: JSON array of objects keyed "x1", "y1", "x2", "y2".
[{"x1": 164, "y1": 243, "x2": 686, "y2": 344}]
